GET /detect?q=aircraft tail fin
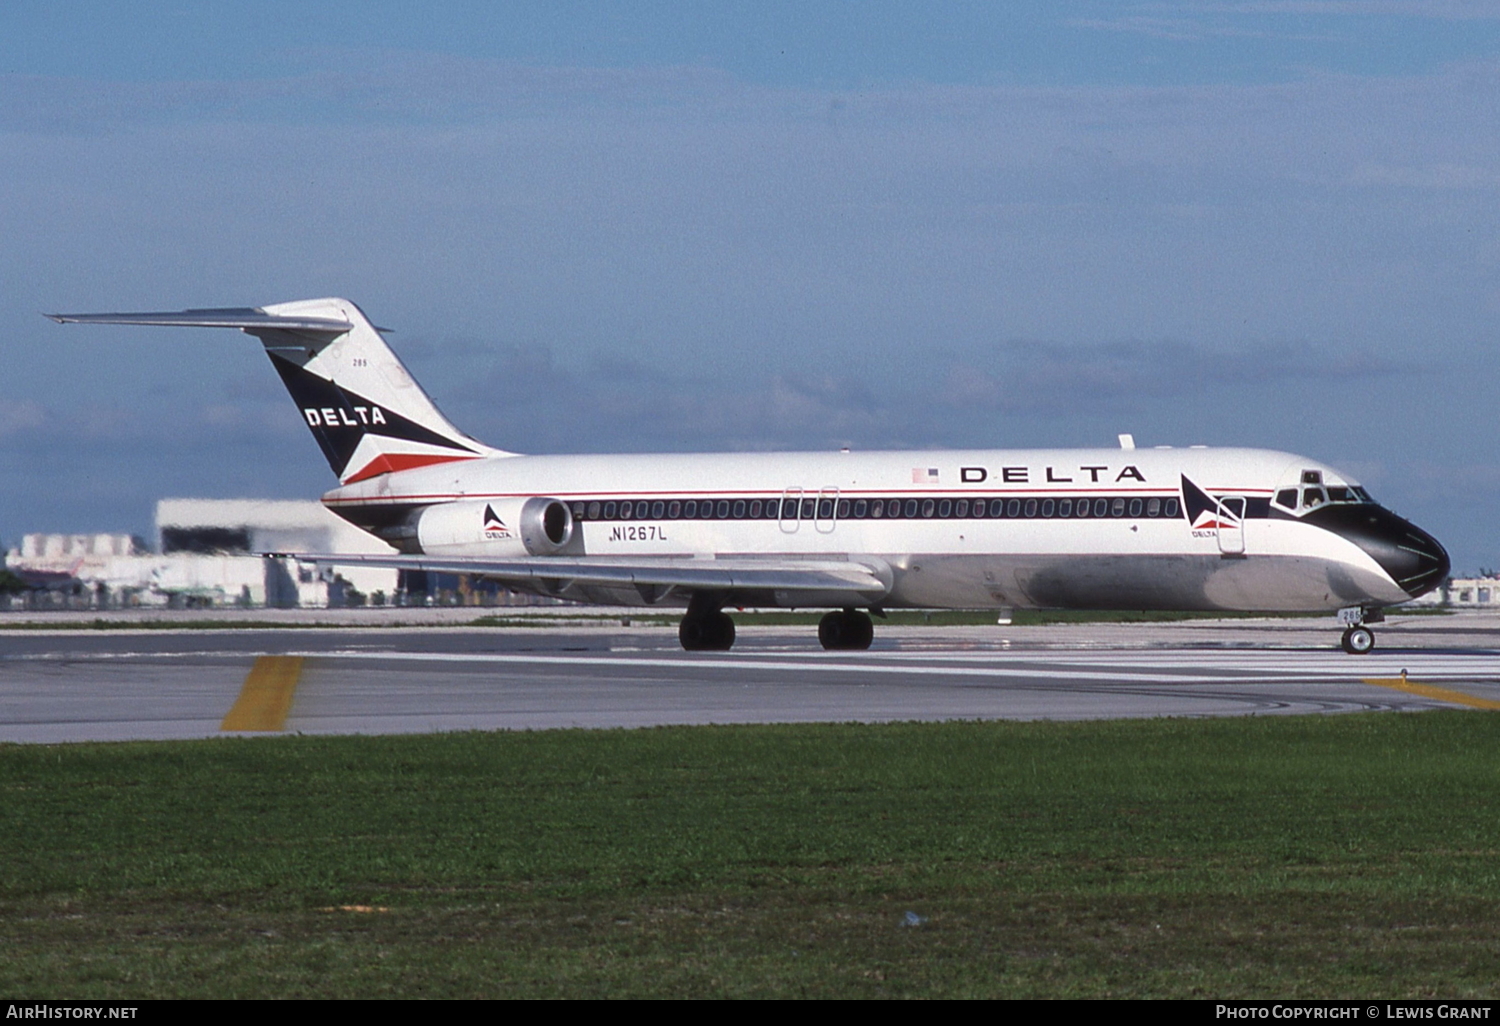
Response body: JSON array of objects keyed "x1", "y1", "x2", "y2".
[{"x1": 49, "y1": 298, "x2": 504, "y2": 483}]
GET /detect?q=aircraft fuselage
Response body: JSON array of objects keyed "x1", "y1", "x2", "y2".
[{"x1": 323, "y1": 444, "x2": 1447, "y2": 615}]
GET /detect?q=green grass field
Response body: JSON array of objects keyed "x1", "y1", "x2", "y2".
[{"x1": 3, "y1": 712, "x2": 1498, "y2": 998}]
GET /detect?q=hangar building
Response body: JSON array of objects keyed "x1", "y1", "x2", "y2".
[{"x1": 5, "y1": 499, "x2": 398, "y2": 609}]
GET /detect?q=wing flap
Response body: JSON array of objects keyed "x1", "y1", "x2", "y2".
[{"x1": 286, "y1": 553, "x2": 892, "y2": 599}]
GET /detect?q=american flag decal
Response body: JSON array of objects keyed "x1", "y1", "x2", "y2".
[{"x1": 912, "y1": 467, "x2": 939, "y2": 483}]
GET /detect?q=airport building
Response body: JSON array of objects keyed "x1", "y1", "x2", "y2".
[
  {"x1": 3, "y1": 499, "x2": 397, "y2": 609},
  {"x1": 1411, "y1": 576, "x2": 1500, "y2": 608},
  {"x1": 3, "y1": 498, "x2": 566, "y2": 610},
  {"x1": 157, "y1": 498, "x2": 397, "y2": 603}
]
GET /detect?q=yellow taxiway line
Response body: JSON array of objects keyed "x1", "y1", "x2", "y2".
[
  {"x1": 1363, "y1": 674, "x2": 1500, "y2": 711},
  {"x1": 221, "y1": 656, "x2": 305, "y2": 731}
]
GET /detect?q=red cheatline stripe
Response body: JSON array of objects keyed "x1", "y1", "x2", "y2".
[
  {"x1": 324, "y1": 488, "x2": 1234, "y2": 504},
  {"x1": 342, "y1": 453, "x2": 479, "y2": 484}
]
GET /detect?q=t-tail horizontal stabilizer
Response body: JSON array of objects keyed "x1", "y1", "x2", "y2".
[
  {"x1": 47, "y1": 308, "x2": 359, "y2": 333},
  {"x1": 47, "y1": 298, "x2": 505, "y2": 483}
]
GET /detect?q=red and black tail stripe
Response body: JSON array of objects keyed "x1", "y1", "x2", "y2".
[{"x1": 267, "y1": 352, "x2": 479, "y2": 477}]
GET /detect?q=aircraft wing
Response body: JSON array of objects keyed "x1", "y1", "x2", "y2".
[{"x1": 286, "y1": 552, "x2": 893, "y2": 603}]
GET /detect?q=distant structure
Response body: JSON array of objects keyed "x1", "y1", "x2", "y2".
[
  {"x1": 157, "y1": 498, "x2": 395, "y2": 604},
  {"x1": 1405, "y1": 575, "x2": 1500, "y2": 609},
  {"x1": 1448, "y1": 578, "x2": 1500, "y2": 606},
  {"x1": 4, "y1": 498, "x2": 562, "y2": 611},
  {"x1": 4, "y1": 499, "x2": 394, "y2": 610}
]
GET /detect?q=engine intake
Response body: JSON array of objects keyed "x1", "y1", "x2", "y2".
[{"x1": 413, "y1": 497, "x2": 580, "y2": 557}]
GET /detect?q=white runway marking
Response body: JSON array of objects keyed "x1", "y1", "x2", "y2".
[
  {"x1": 4, "y1": 619, "x2": 1500, "y2": 743},
  {"x1": 294, "y1": 647, "x2": 1500, "y2": 685},
  {"x1": 29, "y1": 646, "x2": 1500, "y2": 684},
  {"x1": 298, "y1": 649, "x2": 1252, "y2": 683}
]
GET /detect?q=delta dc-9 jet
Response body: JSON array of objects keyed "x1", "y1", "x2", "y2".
[{"x1": 50, "y1": 297, "x2": 1449, "y2": 654}]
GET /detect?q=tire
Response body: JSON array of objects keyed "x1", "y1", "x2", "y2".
[
  {"x1": 708, "y1": 611, "x2": 736, "y2": 651},
  {"x1": 818, "y1": 611, "x2": 845, "y2": 650},
  {"x1": 819, "y1": 611, "x2": 874, "y2": 650},
  {"x1": 679, "y1": 615, "x2": 709, "y2": 651},
  {"x1": 1341, "y1": 626, "x2": 1375, "y2": 655},
  {"x1": 846, "y1": 611, "x2": 874, "y2": 650},
  {"x1": 680, "y1": 612, "x2": 736, "y2": 651}
]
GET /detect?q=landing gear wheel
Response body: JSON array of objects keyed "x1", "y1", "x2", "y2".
[
  {"x1": 849, "y1": 611, "x2": 875, "y2": 650},
  {"x1": 818, "y1": 610, "x2": 875, "y2": 650},
  {"x1": 1341, "y1": 626, "x2": 1375, "y2": 655},
  {"x1": 679, "y1": 611, "x2": 736, "y2": 651}
]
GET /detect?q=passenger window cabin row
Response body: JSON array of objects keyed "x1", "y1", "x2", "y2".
[{"x1": 569, "y1": 495, "x2": 1182, "y2": 522}]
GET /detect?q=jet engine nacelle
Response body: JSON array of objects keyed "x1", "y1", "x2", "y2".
[{"x1": 414, "y1": 497, "x2": 580, "y2": 556}]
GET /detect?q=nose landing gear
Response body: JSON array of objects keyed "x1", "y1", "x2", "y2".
[
  {"x1": 1340, "y1": 625, "x2": 1375, "y2": 655},
  {"x1": 1338, "y1": 606, "x2": 1384, "y2": 655}
]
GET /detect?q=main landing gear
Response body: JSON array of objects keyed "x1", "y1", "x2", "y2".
[
  {"x1": 678, "y1": 592, "x2": 736, "y2": 651},
  {"x1": 679, "y1": 610, "x2": 736, "y2": 651},
  {"x1": 818, "y1": 608, "x2": 875, "y2": 650},
  {"x1": 1338, "y1": 606, "x2": 1384, "y2": 655},
  {"x1": 676, "y1": 596, "x2": 877, "y2": 652}
]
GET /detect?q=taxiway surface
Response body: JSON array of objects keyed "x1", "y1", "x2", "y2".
[{"x1": 3, "y1": 612, "x2": 1500, "y2": 743}]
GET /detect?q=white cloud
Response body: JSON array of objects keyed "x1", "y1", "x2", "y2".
[
  {"x1": 1349, "y1": 162, "x2": 1500, "y2": 190},
  {"x1": 1207, "y1": 1, "x2": 1500, "y2": 19},
  {"x1": 1067, "y1": 16, "x2": 1312, "y2": 41},
  {"x1": 0, "y1": 400, "x2": 47, "y2": 438}
]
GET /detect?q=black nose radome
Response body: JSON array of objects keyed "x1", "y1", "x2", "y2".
[{"x1": 1303, "y1": 504, "x2": 1450, "y2": 598}]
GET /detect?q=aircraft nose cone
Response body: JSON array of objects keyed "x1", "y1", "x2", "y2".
[
  {"x1": 1385, "y1": 521, "x2": 1451, "y2": 598},
  {"x1": 1305, "y1": 504, "x2": 1450, "y2": 598}
]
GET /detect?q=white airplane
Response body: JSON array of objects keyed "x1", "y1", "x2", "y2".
[{"x1": 50, "y1": 297, "x2": 1449, "y2": 654}]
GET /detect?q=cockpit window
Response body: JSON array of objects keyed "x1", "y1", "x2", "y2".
[
  {"x1": 1289, "y1": 483, "x2": 1371, "y2": 511},
  {"x1": 1329, "y1": 486, "x2": 1374, "y2": 504}
]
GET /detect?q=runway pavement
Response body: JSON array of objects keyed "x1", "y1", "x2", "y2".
[{"x1": 3, "y1": 610, "x2": 1500, "y2": 743}]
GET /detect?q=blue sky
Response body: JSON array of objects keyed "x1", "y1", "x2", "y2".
[
  {"x1": 6, "y1": 2, "x2": 1500, "y2": 87},
  {"x1": 4, "y1": 2, "x2": 1500, "y2": 570}
]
